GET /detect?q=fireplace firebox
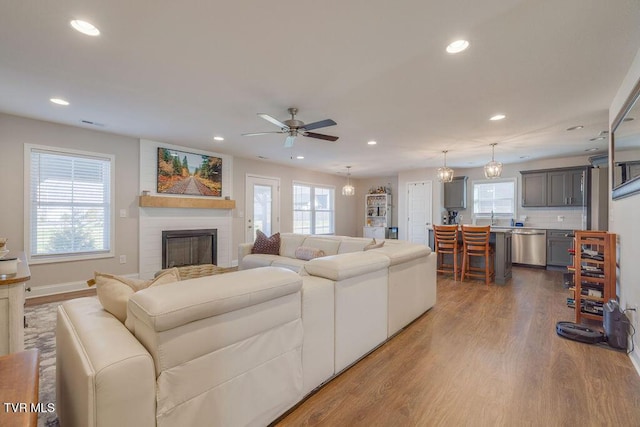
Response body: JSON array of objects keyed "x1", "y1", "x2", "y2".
[{"x1": 162, "y1": 229, "x2": 217, "y2": 269}]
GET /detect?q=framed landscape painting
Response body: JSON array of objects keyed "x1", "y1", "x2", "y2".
[{"x1": 157, "y1": 147, "x2": 222, "y2": 196}]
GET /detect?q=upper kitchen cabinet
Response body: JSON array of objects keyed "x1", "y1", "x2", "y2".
[
  {"x1": 547, "y1": 168, "x2": 586, "y2": 206},
  {"x1": 521, "y1": 172, "x2": 547, "y2": 207},
  {"x1": 444, "y1": 176, "x2": 468, "y2": 209},
  {"x1": 521, "y1": 166, "x2": 588, "y2": 207}
]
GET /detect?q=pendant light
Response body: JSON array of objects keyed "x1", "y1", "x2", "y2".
[
  {"x1": 437, "y1": 150, "x2": 454, "y2": 183},
  {"x1": 342, "y1": 166, "x2": 355, "y2": 196},
  {"x1": 484, "y1": 143, "x2": 503, "y2": 179}
]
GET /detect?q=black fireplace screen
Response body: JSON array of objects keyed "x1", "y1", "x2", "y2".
[{"x1": 162, "y1": 229, "x2": 217, "y2": 269}]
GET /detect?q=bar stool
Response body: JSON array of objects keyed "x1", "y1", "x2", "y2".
[
  {"x1": 461, "y1": 225, "x2": 494, "y2": 285},
  {"x1": 433, "y1": 224, "x2": 462, "y2": 281}
]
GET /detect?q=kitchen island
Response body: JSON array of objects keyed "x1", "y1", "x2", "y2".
[{"x1": 428, "y1": 227, "x2": 512, "y2": 285}]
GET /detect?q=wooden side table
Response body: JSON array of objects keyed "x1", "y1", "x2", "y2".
[
  {"x1": 0, "y1": 349, "x2": 40, "y2": 427},
  {"x1": 0, "y1": 252, "x2": 30, "y2": 356}
]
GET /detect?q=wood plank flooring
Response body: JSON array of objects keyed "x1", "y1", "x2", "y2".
[{"x1": 276, "y1": 267, "x2": 640, "y2": 426}]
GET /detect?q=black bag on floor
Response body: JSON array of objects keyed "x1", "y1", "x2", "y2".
[{"x1": 556, "y1": 321, "x2": 604, "y2": 344}]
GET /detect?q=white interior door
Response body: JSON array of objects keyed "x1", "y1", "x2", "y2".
[
  {"x1": 245, "y1": 175, "x2": 280, "y2": 243},
  {"x1": 407, "y1": 181, "x2": 432, "y2": 245}
]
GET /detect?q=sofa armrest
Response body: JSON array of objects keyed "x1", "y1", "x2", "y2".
[
  {"x1": 56, "y1": 297, "x2": 156, "y2": 427},
  {"x1": 238, "y1": 242, "x2": 254, "y2": 267},
  {"x1": 303, "y1": 251, "x2": 389, "y2": 281}
]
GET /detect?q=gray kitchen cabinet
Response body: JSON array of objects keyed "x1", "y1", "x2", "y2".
[
  {"x1": 444, "y1": 176, "x2": 468, "y2": 209},
  {"x1": 547, "y1": 168, "x2": 585, "y2": 206},
  {"x1": 521, "y1": 172, "x2": 547, "y2": 207},
  {"x1": 546, "y1": 229, "x2": 574, "y2": 267},
  {"x1": 521, "y1": 167, "x2": 588, "y2": 207}
]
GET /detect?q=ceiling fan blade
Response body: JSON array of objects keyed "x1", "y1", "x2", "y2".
[
  {"x1": 258, "y1": 113, "x2": 289, "y2": 130},
  {"x1": 303, "y1": 132, "x2": 339, "y2": 142},
  {"x1": 242, "y1": 131, "x2": 285, "y2": 136},
  {"x1": 284, "y1": 135, "x2": 296, "y2": 148},
  {"x1": 302, "y1": 119, "x2": 337, "y2": 131}
]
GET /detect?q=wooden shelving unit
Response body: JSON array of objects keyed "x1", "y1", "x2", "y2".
[
  {"x1": 139, "y1": 195, "x2": 235, "y2": 209},
  {"x1": 571, "y1": 231, "x2": 616, "y2": 325}
]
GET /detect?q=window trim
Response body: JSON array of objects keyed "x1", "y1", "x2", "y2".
[
  {"x1": 24, "y1": 144, "x2": 116, "y2": 264},
  {"x1": 471, "y1": 177, "x2": 517, "y2": 218},
  {"x1": 292, "y1": 181, "x2": 336, "y2": 235}
]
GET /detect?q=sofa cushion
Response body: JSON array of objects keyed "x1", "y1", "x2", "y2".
[
  {"x1": 240, "y1": 254, "x2": 280, "y2": 270},
  {"x1": 301, "y1": 237, "x2": 341, "y2": 256},
  {"x1": 295, "y1": 246, "x2": 325, "y2": 261},
  {"x1": 271, "y1": 258, "x2": 307, "y2": 273},
  {"x1": 303, "y1": 252, "x2": 390, "y2": 281},
  {"x1": 364, "y1": 238, "x2": 385, "y2": 250},
  {"x1": 90, "y1": 268, "x2": 180, "y2": 323},
  {"x1": 338, "y1": 237, "x2": 374, "y2": 254},
  {"x1": 251, "y1": 231, "x2": 280, "y2": 255},
  {"x1": 280, "y1": 233, "x2": 307, "y2": 258},
  {"x1": 128, "y1": 267, "x2": 302, "y2": 333},
  {"x1": 368, "y1": 241, "x2": 431, "y2": 265}
]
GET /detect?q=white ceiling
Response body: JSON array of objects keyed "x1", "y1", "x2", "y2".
[{"x1": 1, "y1": 0, "x2": 639, "y2": 177}]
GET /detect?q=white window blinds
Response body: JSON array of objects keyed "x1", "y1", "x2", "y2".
[{"x1": 29, "y1": 147, "x2": 112, "y2": 260}]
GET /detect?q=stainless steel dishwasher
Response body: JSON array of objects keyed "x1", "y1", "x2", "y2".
[{"x1": 511, "y1": 229, "x2": 547, "y2": 266}]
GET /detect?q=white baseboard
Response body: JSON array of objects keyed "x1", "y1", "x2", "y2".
[
  {"x1": 26, "y1": 273, "x2": 140, "y2": 299},
  {"x1": 231, "y1": 259, "x2": 238, "y2": 267}
]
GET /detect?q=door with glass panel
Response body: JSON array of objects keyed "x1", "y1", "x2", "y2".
[{"x1": 245, "y1": 175, "x2": 280, "y2": 243}]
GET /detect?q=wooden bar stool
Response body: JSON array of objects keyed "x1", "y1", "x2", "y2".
[
  {"x1": 461, "y1": 225, "x2": 495, "y2": 285},
  {"x1": 433, "y1": 225, "x2": 462, "y2": 281}
]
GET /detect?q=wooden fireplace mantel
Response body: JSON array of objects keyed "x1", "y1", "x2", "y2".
[{"x1": 139, "y1": 195, "x2": 236, "y2": 209}]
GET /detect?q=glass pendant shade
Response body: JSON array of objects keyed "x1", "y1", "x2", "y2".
[
  {"x1": 437, "y1": 151, "x2": 454, "y2": 182},
  {"x1": 342, "y1": 166, "x2": 355, "y2": 196},
  {"x1": 484, "y1": 143, "x2": 503, "y2": 179}
]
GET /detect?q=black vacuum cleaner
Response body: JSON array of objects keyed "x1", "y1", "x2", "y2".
[{"x1": 556, "y1": 300, "x2": 630, "y2": 350}]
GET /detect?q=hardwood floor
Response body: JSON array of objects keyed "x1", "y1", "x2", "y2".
[{"x1": 276, "y1": 267, "x2": 640, "y2": 426}]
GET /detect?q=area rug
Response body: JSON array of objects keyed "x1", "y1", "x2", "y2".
[{"x1": 24, "y1": 300, "x2": 63, "y2": 427}]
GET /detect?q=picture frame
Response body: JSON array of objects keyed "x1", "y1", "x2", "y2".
[{"x1": 157, "y1": 147, "x2": 222, "y2": 196}]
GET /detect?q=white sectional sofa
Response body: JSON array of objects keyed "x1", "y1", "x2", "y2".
[{"x1": 56, "y1": 235, "x2": 436, "y2": 427}]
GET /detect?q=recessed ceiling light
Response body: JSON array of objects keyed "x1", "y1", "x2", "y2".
[
  {"x1": 589, "y1": 136, "x2": 606, "y2": 142},
  {"x1": 367, "y1": 140, "x2": 377, "y2": 145},
  {"x1": 566, "y1": 125, "x2": 584, "y2": 131},
  {"x1": 70, "y1": 20, "x2": 100, "y2": 36},
  {"x1": 213, "y1": 136, "x2": 224, "y2": 141},
  {"x1": 490, "y1": 114, "x2": 506, "y2": 121},
  {"x1": 446, "y1": 40, "x2": 470, "y2": 54},
  {"x1": 585, "y1": 148, "x2": 599, "y2": 152},
  {"x1": 50, "y1": 98, "x2": 69, "y2": 106},
  {"x1": 296, "y1": 156, "x2": 304, "y2": 160},
  {"x1": 520, "y1": 155, "x2": 531, "y2": 159}
]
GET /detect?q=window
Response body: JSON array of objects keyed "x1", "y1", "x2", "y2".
[
  {"x1": 293, "y1": 182, "x2": 335, "y2": 234},
  {"x1": 472, "y1": 179, "x2": 516, "y2": 217},
  {"x1": 25, "y1": 145, "x2": 114, "y2": 263}
]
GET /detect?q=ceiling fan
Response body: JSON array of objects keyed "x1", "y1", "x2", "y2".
[{"x1": 242, "y1": 107, "x2": 338, "y2": 148}]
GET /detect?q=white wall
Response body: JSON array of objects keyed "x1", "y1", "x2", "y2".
[
  {"x1": 0, "y1": 113, "x2": 140, "y2": 293},
  {"x1": 609, "y1": 46, "x2": 640, "y2": 372},
  {"x1": 138, "y1": 139, "x2": 234, "y2": 277}
]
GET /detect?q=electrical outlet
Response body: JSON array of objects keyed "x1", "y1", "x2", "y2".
[
  {"x1": 119, "y1": 209, "x2": 127, "y2": 218},
  {"x1": 119, "y1": 255, "x2": 126, "y2": 264},
  {"x1": 557, "y1": 215, "x2": 564, "y2": 222}
]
